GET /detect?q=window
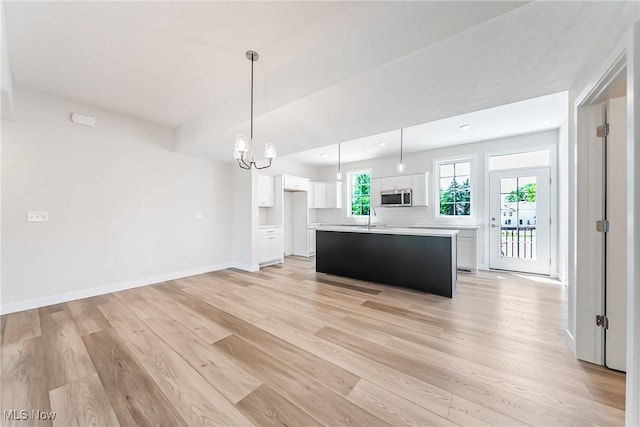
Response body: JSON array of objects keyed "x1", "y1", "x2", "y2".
[
  {"x1": 438, "y1": 161, "x2": 471, "y2": 216},
  {"x1": 488, "y1": 149, "x2": 550, "y2": 171},
  {"x1": 349, "y1": 171, "x2": 370, "y2": 216}
]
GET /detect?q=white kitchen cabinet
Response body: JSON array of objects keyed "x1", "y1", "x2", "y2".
[
  {"x1": 283, "y1": 174, "x2": 309, "y2": 192},
  {"x1": 258, "y1": 226, "x2": 283, "y2": 265},
  {"x1": 308, "y1": 183, "x2": 315, "y2": 208},
  {"x1": 309, "y1": 181, "x2": 342, "y2": 209},
  {"x1": 313, "y1": 182, "x2": 326, "y2": 207},
  {"x1": 325, "y1": 182, "x2": 342, "y2": 208},
  {"x1": 410, "y1": 172, "x2": 429, "y2": 206},
  {"x1": 456, "y1": 228, "x2": 478, "y2": 272},
  {"x1": 258, "y1": 175, "x2": 275, "y2": 207},
  {"x1": 371, "y1": 177, "x2": 381, "y2": 208}
]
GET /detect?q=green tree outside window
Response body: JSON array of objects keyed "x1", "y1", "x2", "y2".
[
  {"x1": 351, "y1": 172, "x2": 370, "y2": 216},
  {"x1": 505, "y1": 182, "x2": 537, "y2": 202},
  {"x1": 439, "y1": 161, "x2": 471, "y2": 216}
]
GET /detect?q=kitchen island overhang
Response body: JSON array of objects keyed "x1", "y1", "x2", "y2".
[{"x1": 315, "y1": 227, "x2": 458, "y2": 298}]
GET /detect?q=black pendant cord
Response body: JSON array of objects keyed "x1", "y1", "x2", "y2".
[
  {"x1": 250, "y1": 52, "x2": 254, "y2": 141},
  {"x1": 400, "y1": 128, "x2": 403, "y2": 163}
]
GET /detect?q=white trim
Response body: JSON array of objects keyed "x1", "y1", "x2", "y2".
[
  {"x1": 565, "y1": 329, "x2": 577, "y2": 355},
  {"x1": 231, "y1": 262, "x2": 260, "y2": 272},
  {"x1": 0, "y1": 262, "x2": 231, "y2": 315},
  {"x1": 626, "y1": 21, "x2": 640, "y2": 427}
]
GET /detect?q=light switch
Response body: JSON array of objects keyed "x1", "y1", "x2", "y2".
[
  {"x1": 195, "y1": 211, "x2": 203, "y2": 220},
  {"x1": 27, "y1": 211, "x2": 49, "y2": 222}
]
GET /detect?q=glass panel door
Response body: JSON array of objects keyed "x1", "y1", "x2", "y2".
[{"x1": 489, "y1": 168, "x2": 550, "y2": 274}]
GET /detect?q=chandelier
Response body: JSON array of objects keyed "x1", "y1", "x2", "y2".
[{"x1": 234, "y1": 50, "x2": 276, "y2": 169}]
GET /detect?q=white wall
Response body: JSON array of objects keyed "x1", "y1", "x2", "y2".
[
  {"x1": 313, "y1": 130, "x2": 558, "y2": 270},
  {"x1": 567, "y1": 2, "x2": 639, "y2": 348},
  {"x1": 1, "y1": 87, "x2": 233, "y2": 312},
  {"x1": 1, "y1": 2, "x2": 14, "y2": 121}
]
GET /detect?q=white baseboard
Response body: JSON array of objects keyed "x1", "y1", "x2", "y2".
[
  {"x1": 564, "y1": 329, "x2": 576, "y2": 355},
  {"x1": 0, "y1": 262, "x2": 232, "y2": 315},
  {"x1": 231, "y1": 262, "x2": 260, "y2": 272}
]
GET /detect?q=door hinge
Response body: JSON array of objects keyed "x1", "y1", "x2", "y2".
[
  {"x1": 596, "y1": 314, "x2": 609, "y2": 329},
  {"x1": 596, "y1": 123, "x2": 610, "y2": 138},
  {"x1": 596, "y1": 220, "x2": 610, "y2": 233}
]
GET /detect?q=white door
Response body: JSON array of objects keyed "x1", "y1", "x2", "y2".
[
  {"x1": 605, "y1": 96, "x2": 627, "y2": 372},
  {"x1": 489, "y1": 168, "x2": 551, "y2": 274}
]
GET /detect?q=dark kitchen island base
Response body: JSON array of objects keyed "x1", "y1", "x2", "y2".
[{"x1": 316, "y1": 229, "x2": 457, "y2": 298}]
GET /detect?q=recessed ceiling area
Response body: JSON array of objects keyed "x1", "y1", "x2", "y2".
[
  {"x1": 3, "y1": 1, "x2": 627, "y2": 163},
  {"x1": 285, "y1": 91, "x2": 568, "y2": 167}
]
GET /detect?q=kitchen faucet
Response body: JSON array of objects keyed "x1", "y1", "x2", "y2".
[{"x1": 367, "y1": 207, "x2": 376, "y2": 229}]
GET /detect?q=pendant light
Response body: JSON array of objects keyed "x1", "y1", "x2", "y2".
[
  {"x1": 234, "y1": 50, "x2": 276, "y2": 169},
  {"x1": 397, "y1": 128, "x2": 406, "y2": 173},
  {"x1": 336, "y1": 142, "x2": 343, "y2": 181}
]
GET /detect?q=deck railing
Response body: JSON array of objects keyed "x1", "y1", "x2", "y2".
[{"x1": 500, "y1": 226, "x2": 536, "y2": 259}]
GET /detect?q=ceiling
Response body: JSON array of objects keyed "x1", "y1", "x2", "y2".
[
  {"x1": 4, "y1": 1, "x2": 627, "y2": 163},
  {"x1": 287, "y1": 91, "x2": 568, "y2": 167}
]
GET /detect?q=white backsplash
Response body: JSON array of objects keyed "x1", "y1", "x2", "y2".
[
  {"x1": 258, "y1": 207, "x2": 268, "y2": 226},
  {"x1": 314, "y1": 206, "x2": 433, "y2": 227}
]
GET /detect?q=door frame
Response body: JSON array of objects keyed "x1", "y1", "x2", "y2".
[
  {"x1": 484, "y1": 144, "x2": 558, "y2": 277},
  {"x1": 572, "y1": 22, "x2": 639, "y2": 425}
]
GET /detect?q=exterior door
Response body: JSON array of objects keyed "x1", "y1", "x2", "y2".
[{"x1": 489, "y1": 168, "x2": 551, "y2": 274}]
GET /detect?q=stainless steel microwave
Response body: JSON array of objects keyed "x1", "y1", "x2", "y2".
[{"x1": 380, "y1": 189, "x2": 412, "y2": 207}]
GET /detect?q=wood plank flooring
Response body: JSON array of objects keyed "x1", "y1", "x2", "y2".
[{"x1": 0, "y1": 257, "x2": 626, "y2": 426}]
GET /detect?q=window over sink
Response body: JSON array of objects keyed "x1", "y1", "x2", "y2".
[{"x1": 348, "y1": 170, "x2": 370, "y2": 217}]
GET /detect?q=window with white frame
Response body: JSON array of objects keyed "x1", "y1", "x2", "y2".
[
  {"x1": 437, "y1": 160, "x2": 471, "y2": 217},
  {"x1": 348, "y1": 170, "x2": 370, "y2": 216}
]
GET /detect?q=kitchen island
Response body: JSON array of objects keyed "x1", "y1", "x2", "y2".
[{"x1": 315, "y1": 226, "x2": 458, "y2": 298}]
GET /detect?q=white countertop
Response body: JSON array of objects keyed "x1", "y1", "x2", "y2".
[
  {"x1": 409, "y1": 225, "x2": 480, "y2": 230},
  {"x1": 315, "y1": 225, "x2": 458, "y2": 237}
]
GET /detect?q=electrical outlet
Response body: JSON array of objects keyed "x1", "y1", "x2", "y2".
[{"x1": 27, "y1": 211, "x2": 49, "y2": 222}]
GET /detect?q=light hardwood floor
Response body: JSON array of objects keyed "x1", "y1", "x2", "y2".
[{"x1": 1, "y1": 257, "x2": 626, "y2": 426}]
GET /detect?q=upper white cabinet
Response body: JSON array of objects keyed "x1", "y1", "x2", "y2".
[
  {"x1": 371, "y1": 178, "x2": 381, "y2": 208},
  {"x1": 410, "y1": 172, "x2": 429, "y2": 207},
  {"x1": 309, "y1": 182, "x2": 342, "y2": 209},
  {"x1": 372, "y1": 172, "x2": 429, "y2": 207},
  {"x1": 283, "y1": 174, "x2": 309, "y2": 192},
  {"x1": 258, "y1": 175, "x2": 275, "y2": 207}
]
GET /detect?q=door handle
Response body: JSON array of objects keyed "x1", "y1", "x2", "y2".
[{"x1": 491, "y1": 224, "x2": 500, "y2": 228}]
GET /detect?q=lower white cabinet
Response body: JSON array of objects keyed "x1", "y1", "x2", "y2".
[
  {"x1": 258, "y1": 226, "x2": 283, "y2": 265},
  {"x1": 456, "y1": 228, "x2": 478, "y2": 273}
]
